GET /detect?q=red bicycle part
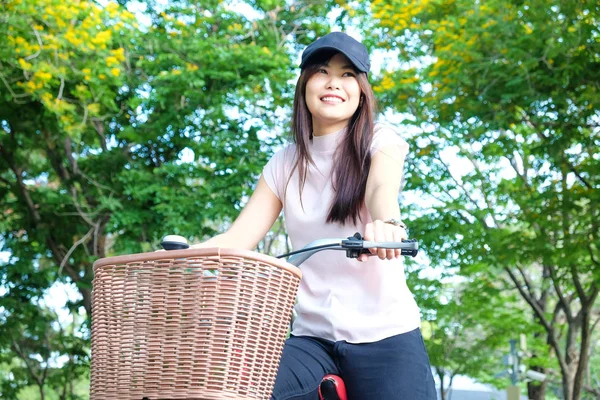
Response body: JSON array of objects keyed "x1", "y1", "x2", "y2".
[{"x1": 318, "y1": 374, "x2": 348, "y2": 400}]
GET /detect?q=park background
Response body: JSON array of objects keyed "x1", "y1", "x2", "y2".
[{"x1": 0, "y1": 0, "x2": 598, "y2": 399}]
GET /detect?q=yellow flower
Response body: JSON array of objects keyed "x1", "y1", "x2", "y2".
[
  {"x1": 111, "y1": 47, "x2": 126, "y2": 61},
  {"x1": 87, "y1": 103, "x2": 101, "y2": 115},
  {"x1": 91, "y1": 30, "x2": 112, "y2": 45},
  {"x1": 110, "y1": 68, "x2": 120, "y2": 77},
  {"x1": 65, "y1": 30, "x2": 83, "y2": 46},
  {"x1": 106, "y1": 56, "x2": 119, "y2": 66},
  {"x1": 99, "y1": 74, "x2": 106, "y2": 80},
  {"x1": 380, "y1": 75, "x2": 395, "y2": 91},
  {"x1": 106, "y1": 2, "x2": 119, "y2": 18},
  {"x1": 18, "y1": 58, "x2": 33, "y2": 70},
  {"x1": 35, "y1": 71, "x2": 53, "y2": 81},
  {"x1": 26, "y1": 80, "x2": 38, "y2": 91},
  {"x1": 41, "y1": 92, "x2": 53, "y2": 104}
]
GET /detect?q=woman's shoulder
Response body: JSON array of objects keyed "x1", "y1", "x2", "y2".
[
  {"x1": 373, "y1": 121, "x2": 401, "y2": 137},
  {"x1": 266, "y1": 142, "x2": 297, "y2": 169},
  {"x1": 371, "y1": 122, "x2": 409, "y2": 154},
  {"x1": 271, "y1": 142, "x2": 296, "y2": 160}
]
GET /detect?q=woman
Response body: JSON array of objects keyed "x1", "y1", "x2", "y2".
[{"x1": 195, "y1": 32, "x2": 436, "y2": 399}]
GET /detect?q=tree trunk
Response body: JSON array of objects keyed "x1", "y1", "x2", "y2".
[
  {"x1": 527, "y1": 371, "x2": 546, "y2": 400},
  {"x1": 573, "y1": 308, "x2": 593, "y2": 400},
  {"x1": 81, "y1": 285, "x2": 92, "y2": 317},
  {"x1": 437, "y1": 368, "x2": 446, "y2": 400}
]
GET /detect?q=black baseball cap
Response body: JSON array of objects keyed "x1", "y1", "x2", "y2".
[{"x1": 300, "y1": 32, "x2": 370, "y2": 73}]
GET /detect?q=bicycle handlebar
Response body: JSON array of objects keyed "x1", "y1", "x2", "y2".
[{"x1": 160, "y1": 232, "x2": 419, "y2": 267}]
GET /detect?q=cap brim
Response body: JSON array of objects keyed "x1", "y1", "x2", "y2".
[{"x1": 300, "y1": 46, "x2": 368, "y2": 73}]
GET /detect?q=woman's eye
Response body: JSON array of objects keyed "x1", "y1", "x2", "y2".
[
  {"x1": 343, "y1": 72, "x2": 356, "y2": 77},
  {"x1": 319, "y1": 68, "x2": 328, "y2": 74}
]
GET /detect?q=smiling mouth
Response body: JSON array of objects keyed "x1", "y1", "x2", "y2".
[{"x1": 320, "y1": 96, "x2": 345, "y2": 103}]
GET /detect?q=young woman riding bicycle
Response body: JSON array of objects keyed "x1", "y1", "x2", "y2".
[{"x1": 193, "y1": 32, "x2": 437, "y2": 400}]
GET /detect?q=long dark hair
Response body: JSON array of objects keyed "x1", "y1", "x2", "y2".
[{"x1": 289, "y1": 53, "x2": 377, "y2": 225}]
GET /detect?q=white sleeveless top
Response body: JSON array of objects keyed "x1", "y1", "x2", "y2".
[{"x1": 261, "y1": 123, "x2": 421, "y2": 343}]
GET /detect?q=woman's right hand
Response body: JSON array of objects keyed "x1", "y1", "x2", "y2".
[{"x1": 359, "y1": 219, "x2": 408, "y2": 262}]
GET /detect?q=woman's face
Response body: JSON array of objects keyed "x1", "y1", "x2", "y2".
[{"x1": 305, "y1": 53, "x2": 362, "y2": 136}]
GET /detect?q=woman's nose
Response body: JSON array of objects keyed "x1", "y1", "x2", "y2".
[{"x1": 325, "y1": 76, "x2": 341, "y2": 90}]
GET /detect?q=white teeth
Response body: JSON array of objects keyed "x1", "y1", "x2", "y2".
[{"x1": 321, "y1": 97, "x2": 343, "y2": 103}]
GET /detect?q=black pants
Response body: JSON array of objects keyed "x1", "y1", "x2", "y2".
[{"x1": 271, "y1": 328, "x2": 437, "y2": 400}]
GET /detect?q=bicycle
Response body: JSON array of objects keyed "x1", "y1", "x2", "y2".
[{"x1": 91, "y1": 232, "x2": 418, "y2": 399}]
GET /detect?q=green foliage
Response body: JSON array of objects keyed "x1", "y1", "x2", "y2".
[
  {"x1": 359, "y1": 0, "x2": 600, "y2": 398},
  {"x1": 0, "y1": 0, "x2": 337, "y2": 396}
]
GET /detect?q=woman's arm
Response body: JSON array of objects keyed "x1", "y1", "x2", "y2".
[
  {"x1": 191, "y1": 176, "x2": 282, "y2": 250},
  {"x1": 362, "y1": 145, "x2": 408, "y2": 261}
]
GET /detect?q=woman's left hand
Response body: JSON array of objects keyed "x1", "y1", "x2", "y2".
[{"x1": 359, "y1": 219, "x2": 408, "y2": 262}]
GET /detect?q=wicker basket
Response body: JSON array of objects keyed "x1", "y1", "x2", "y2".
[{"x1": 91, "y1": 248, "x2": 302, "y2": 400}]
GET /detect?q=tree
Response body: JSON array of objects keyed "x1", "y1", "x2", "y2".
[
  {"x1": 423, "y1": 280, "x2": 537, "y2": 400},
  {"x1": 360, "y1": 0, "x2": 600, "y2": 399},
  {"x1": 1, "y1": 0, "x2": 337, "y2": 395}
]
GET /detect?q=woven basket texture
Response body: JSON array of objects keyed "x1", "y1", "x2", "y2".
[{"x1": 91, "y1": 248, "x2": 301, "y2": 400}]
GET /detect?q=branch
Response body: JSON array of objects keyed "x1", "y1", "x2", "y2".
[
  {"x1": 80, "y1": 102, "x2": 88, "y2": 127},
  {"x1": 57, "y1": 76, "x2": 65, "y2": 100},
  {"x1": 428, "y1": 185, "x2": 477, "y2": 225},
  {"x1": 586, "y1": 286, "x2": 599, "y2": 310},
  {"x1": 583, "y1": 385, "x2": 600, "y2": 397},
  {"x1": 589, "y1": 244, "x2": 600, "y2": 268},
  {"x1": 435, "y1": 154, "x2": 480, "y2": 209},
  {"x1": 431, "y1": 156, "x2": 490, "y2": 230},
  {"x1": 70, "y1": 187, "x2": 95, "y2": 226},
  {"x1": 506, "y1": 153, "x2": 552, "y2": 238},
  {"x1": 58, "y1": 226, "x2": 95, "y2": 275},
  {"x1": 43, "y1": 130, "x2": 70, "y2": 181},
  {"x1": 592, "y1": 315, "x2": 600, "y2": 334},
  {"x1": 519, "y1": 110, "x2": 593, "y2": 190},
  {"x1": 0, "y1": 70, "x2": 29, "y2": 104},
  {"x1": 92, "y1": 120, "x2": 108, "y2": 151},
  {"x1": 504, "y1": 266, "x2": 569, "y2": 375},
  {"x1": 24, "y1": 24, "x2": 44, "y2": 61},
  {"x1": 507, "y1": 151, "x2": 530, "y2": 189},
  {"x1": 550, "y1": 300, "x2": 563, "y2": 330},
  {"x1": 515, "y1": 264, "x2": 537, "y2": 300},
  {"x1": 570, "y1": 264, "x2": 588, "y2": 305},
  {"x1": 63, "y1": 136, "x2": 80, "y2": 176},
  {"x1": 11, "y1": 340, "x2": 43, "y2": 386},
  {"x1": 79, "y1": 169, "x2": 114, "y2": 193},
  {"x1": 547, "y1": 264, "x2": 574, "y2": 322},
  {"x1": 461, "y1": 148, "x2": 501, "y2": 228},
  {"x1": 4, "y1": 159, "x2": 41, "y2": 224}
]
